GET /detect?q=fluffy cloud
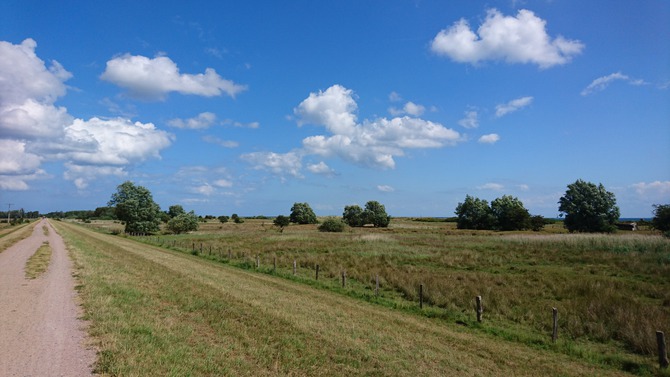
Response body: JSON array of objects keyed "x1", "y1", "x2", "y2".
[
  {"x1": 101, "y1": 54, "x2": 247, "y2": 100},
  {"x1": 296, "y1": 85, "x2": 462, "y2": 170},
  {"x1": 431, "y1": 9, "x2": 584, "y2": 68},
  {"x1": 458, "y1": 110, "x2": 479, "y2": 129},
  {"x1": 495, "y1": 96, "x2": 533, "y2": 117},
  {"x1": 294, "y1": 84, "x2": 358, "y2": 135},
  {"x1": 241, "y1": 151, "x2": 303, "y2": 178},
  {"x1": 307, "y1": 161, "x2": 335, "y2": 176},
  {"x1": 0, "y1": 140, "x2": 42, "y2": 175},
  {"x1": 61, "y1": 117, "x2": 173, "y2": 166},
  {"x1": 389, "y1": 101, "x2": 426, "y2": 117},
  {"x1": 631, "y1": 181, "x2": 670, "y2": 197},
  {"x1": 168, "y1": 112, "x2": 217, "y2": 129},
  {"x1": 581, "y1": 72, "x2": 647, "y2": 96},
  {"x1": 478, "y1": 133, "x2": 500, "y2": 144},
  {"x1": 0, "y1": 39, "x2": 174, "y2": 190}
]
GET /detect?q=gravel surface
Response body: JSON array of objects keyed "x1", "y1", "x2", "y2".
[{"x1": 0, "y1": 219, "x2": 96, "y2": 376}]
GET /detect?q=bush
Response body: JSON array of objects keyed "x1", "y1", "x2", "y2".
[{"x1": 318, "y1": 218, "x2": 346, "y2": 232}]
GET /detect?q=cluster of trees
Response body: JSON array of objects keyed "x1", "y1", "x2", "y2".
[
  {"x1": 455, "y1": 195, "x2": 543, "y2": 231},
  {"x1": 272, "y1": 201, "x2": 391, "y2": 233},
  {"x1": 105, "y1": 180, "x2": 669, "y2": 236}
]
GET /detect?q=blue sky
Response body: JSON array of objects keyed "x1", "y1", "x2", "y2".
[{"x1": 1, "y1": 1, "x2": 668, "y2": 218}]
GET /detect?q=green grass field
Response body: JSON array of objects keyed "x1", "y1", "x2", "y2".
[{"x1": 56, "y1": 218, "x2": 669, "y2": 376}]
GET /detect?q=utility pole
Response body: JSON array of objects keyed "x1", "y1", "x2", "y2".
[{"x1": 7, "y1": 203, "x2": 12, "y2": 224}]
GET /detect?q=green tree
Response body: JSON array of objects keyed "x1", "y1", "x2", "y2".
[
  {"x1": 651, "y1": 204, "x2": 670, "y2": 232},
  {"x1": 218, "y1": 215, "x2": 229, "y2": 223},
  {"x1": 108, "y1": 181, "x2": 162, "y2": 234},
  {"x1": 342, "y1": 205, "x2": 365, "y2": 227},
  {"x1": 491, "y1": 195, "x2": 531, "y2": 231},
  {"x1": 168, "y1": 204, "x2": 186, "y2": 218},
  {"x1": 289, "y1": 202, "x2": 318, "y2": 224},
  {"x1": 231, "y1": 213, "x2": 244, "y2": 223},
  {"x1": 273, "y1": 215, "x2": 290, "y2": 233},
  {"x1": 529, "y1": 215, "x2": 546, "y2": 231},
  {"x1": 558, "y1": 179, "x2": 620, "y2": 233},
  {"x1": 363, "y1": 200, "x2": 391, "y2": 228},
  {"x1": 455, "y1": 195, "x2": 495, "y2": 230},
  {"x1": 166, "y1": 211, "x2": 199, "y2": 234}
]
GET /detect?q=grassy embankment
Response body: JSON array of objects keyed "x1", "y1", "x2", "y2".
[
  {"x1": 81, "y1": 218, "x2": 670, "y2": 375},
  {"x1": 0, "y1": 221, "x2": 35, "y2": 252},
  {"x1": 25, "y1": 240, "x2": 52, "y2": 279},
  {"x1": 53, "y1": 219, "x2": 651, "y2": 376}
]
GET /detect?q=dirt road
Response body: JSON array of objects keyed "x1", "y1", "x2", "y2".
[{"x1": 0, "y1": 219, "x2": 95, "y2": 376}]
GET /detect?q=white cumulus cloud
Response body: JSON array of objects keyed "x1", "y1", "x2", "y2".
[
  {"x1": 478, "y1": 133, "x2": 500, "y2": 144},
  {"x1": 296, "y1": 85, "x2": 462, "y2": 170},
  {"x1": 389, "y1": 101, "x2": 426, "y2": 117},
  {"x1": 307, "y1": 161, "x2": 335, "y2": 176},
  {"x1": 495, "y1": 96, "x2": 533, "y2": 117},
  {"x1": 101, "y1": 54, "x2": 246, "y2": 100},
  {"x1": 0, "y1": 39, "x2": 174, "y2": 190},
  {"x1": 581, "y1": 72, "x2": 647, "y2": 96},
  {"x1": 168, "y1": 112, "x2": 217, "y2": 129},
  {"x1": 241, "y1": 151, "x2": 303, "y2": 178},
  {"x1": 631, "y1": 181, "x2": 670, "y2": 198},
  {"x1": 431, "y1": 9, "x2": 584, "y2": 68}
]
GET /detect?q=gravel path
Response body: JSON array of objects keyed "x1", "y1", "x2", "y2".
[{"x1": 0, "y1": 219, "x2": 96, "y2": 376}]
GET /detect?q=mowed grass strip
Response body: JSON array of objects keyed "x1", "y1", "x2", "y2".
[
  {"x1": 25, "y1": 241, "x2": 52, "y2": 279},
  {"x1": 0, "y1": 221, "x2": 35, "y2": 253},
  {"x1": 54, "y1": 221, "x2": 633, "y2": 377}
]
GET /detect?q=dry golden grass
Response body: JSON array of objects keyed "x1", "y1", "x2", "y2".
[
  {"x1": 53, "y1": 220, "x2": 647, "y2": 376},
  {"x1": 0, "y1": 221, "x2": 36, "y2": 253},
  {"x1": 25, "y1": 241, "x2": 52, "y2": 279}
]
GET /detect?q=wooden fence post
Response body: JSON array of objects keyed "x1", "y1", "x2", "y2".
[
  {"x1": 375, "y1": 274, "x2": 379, "y2": 297},
  {"x1": 315, "y1": 264, "x2": 319, "y2": 281},
  {"x1": 256, "y1": 255, "x2": 260, "y2": 269},
  {"x1": 476, "y1": 296, "x2": 483, "y2": 322},
  {"x1": 658, "y1": 331, "x2": 669, "y2": 369},
  {"x1": 342, "y1": 270, "x2": 346, "y2": 288},
  {"x1": 228, "y1": 249, "x2": 232, "y2": 259},
  {"x1": 552, "y1": 308, "x2": 558, "y2": 343},
  {"x1": 419, "y1": 284, "x2": 424, "y2": 309},
  {"x1": 293, "y1": 260, "x2": 297, "y2": 275},
  {"x1": 273, "y1": 256, "x2": 277, "y2": 273}
]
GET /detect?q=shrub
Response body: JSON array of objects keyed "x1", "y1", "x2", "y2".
[{"x1": 318, "y1": 218, "x2": 346, "y2": 232}]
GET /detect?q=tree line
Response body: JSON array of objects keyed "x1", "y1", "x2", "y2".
[{"x1": 75, "y1": 180, "x2": 670, "y2": 235}]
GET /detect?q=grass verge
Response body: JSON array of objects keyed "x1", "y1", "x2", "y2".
[{"x1": 25, "y1": 241, "x2": 52, "y2": 279}]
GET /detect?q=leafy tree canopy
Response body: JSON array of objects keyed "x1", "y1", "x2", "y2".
[
  {"x1": 558, "y1": 179, "x2": 620, "y2": 233},
  {"x1": 652, "y1": 204, "x2": 670, "y2": 232},
  {"x1": 342, "y1": 201, "x2": 391, "y2": 228},
  {"x1": 342, "y1": 205, "x2": 365, "y2": 227},
  {"x1": 166, "y1": 211, "x2": 199, "y2": 234},
  {"x1": 108, "y1": 181, "x2": 162, "y2": 234},
  {"x1": 363, "y1": 200, "x2": 391, "y2": 228},
  {"x1": 289, "y1": 202, "x2": 318, "y2": 224},
  {"x1": 168, "y1": 204, "x2": 186, "y2": 218},
  {"x1": 491, "y1": 195, "x2": 531, "y2": 231},
  {"x1": 455, "y1": 195, "x2": 495, "y2": 230},
  {"x1": 273, "y1": 215, "x2": 290, "y2": 232}
]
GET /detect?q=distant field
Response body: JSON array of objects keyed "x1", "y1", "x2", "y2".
[{"x1": 63, "y1": 218, "x2": 669, "y2": 376}]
